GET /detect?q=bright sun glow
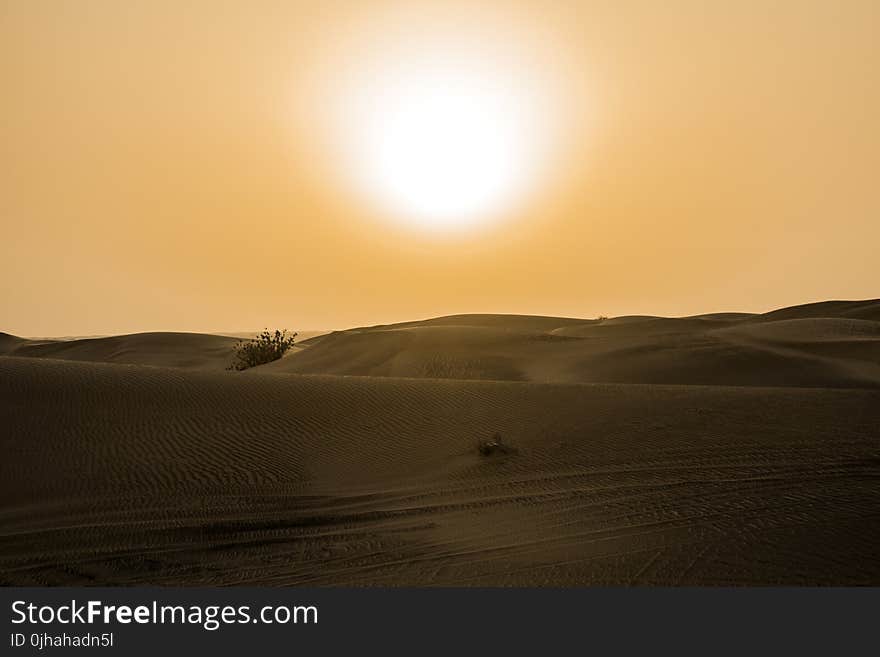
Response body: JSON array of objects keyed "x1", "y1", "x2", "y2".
[
  {"x1": 308, "y1": 9, "x2": 567, "y2": 233},
  {"x1": 347, "y1": 65, "x2": 545, "y2": 231}
]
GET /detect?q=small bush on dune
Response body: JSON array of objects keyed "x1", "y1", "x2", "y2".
[
  {"x1": 228, "y1": 329, "x2": 297, "y2": 371},
  {"x1": 478, "y1": 433, "x2": 516, "y2": 457}
]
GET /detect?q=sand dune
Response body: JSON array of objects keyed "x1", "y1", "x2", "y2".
[
  {"x1": 4, "y1": 331, "x2": 240, "y2": 370},
  {"x1": 261, "y1": 299, "x2": 880, "y2": 388},
  {"x1": 688, "y1": 312, "x2": 758, "y2": 321},
  {"x1": 366, "y1": 313, "x2": 591, "y2": 331},
  {"x1": 0, "y1": 332, "x2": 25, "y2": 355},
  {"x1": 2, "y1": 299, "x2": 879, "y2": 585},
  {"x1": 5, "y1": 299, "x2": 878, "y2": 387},
  {"x1": 753, "y1": 299, "x2": 880, "y2": 322},
  {"x1": 718, "y1": 317, "x2": 880, "y2": 342},
  {"x1": 2, "y1": 356, "x2": 878, "y2": 585}
]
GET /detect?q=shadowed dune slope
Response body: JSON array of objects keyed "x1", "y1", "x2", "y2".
[
  {"x1": 752, "y1": 299, "x2": 880, "y2": 322},
  {"x1": 363, "y1": 313, "x2": 593, "y2": 331},
  {"x1": 6, "y1": 332, "x2": 239, "y2": 370},
  {"x1": 719, "y1": 318, "x2": 880, "y2": 342},
  {"x1": 261, "y1": 300, "x2": 880, "y2": 388},
  {"x1": 1, "y1": 356, "x2": 879, "y2": 585},
  {"x1": 688, "y1": 312, "x2": 758, "y2": 321},
  {"x1": 0, "y1": 332, "x2": 25, "y2": 355}
]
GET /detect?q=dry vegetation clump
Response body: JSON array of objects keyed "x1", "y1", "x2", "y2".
[
  {"x1": 478, "y1": 433, "x2": 516, "y2": 457},
  {"x1": 228, "y1": 329, "x2": 297, "y2": 371}
]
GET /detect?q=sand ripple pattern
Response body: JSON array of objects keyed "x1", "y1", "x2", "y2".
[{"x1": 2, "y1": 356, "x2": 879, "y2": 585}]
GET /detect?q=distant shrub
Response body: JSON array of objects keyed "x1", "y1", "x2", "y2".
[
  {"x1": 228, "y1": 329, "x2": 297, "y2": 371},
  {"x1": 478, "y1": 433, "x2": 516, "y2": 457},
  {"x1": 596, "y1": 315, "x2": 609, "y2": 322}
]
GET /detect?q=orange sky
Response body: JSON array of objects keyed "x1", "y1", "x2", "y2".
[{"x1": 2, "y1": 1, "x2": 878, "y2": 336}]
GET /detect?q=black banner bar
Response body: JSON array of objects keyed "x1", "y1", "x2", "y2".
[{"x1": 2, "y1": 587, "x2": 876, "y2": 654}]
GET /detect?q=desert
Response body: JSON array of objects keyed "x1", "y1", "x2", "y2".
[{"x1": 2, "y1": 298, "x2": 878, "y2": 585}]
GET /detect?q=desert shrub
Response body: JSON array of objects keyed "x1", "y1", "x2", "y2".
[
  {"x1": 228, "y1": 328, "x2": 297, "y2": 371},
  {"x1": 596, "y1": 315, "x2": 609, "y2": 322},
  {"x1": 478, "y1": 433, "x2": 516, "y2": 457}
]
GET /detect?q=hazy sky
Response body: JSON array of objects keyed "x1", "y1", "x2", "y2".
[{"x1": 3, "y1": 0, "x2": 878, "y2": 336}]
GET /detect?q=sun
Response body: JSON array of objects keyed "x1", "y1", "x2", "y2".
[
  {"x1": 305, "y1": 9, "x2": 567, "y2": 233},
  {"x1": 344, "y1": 64, "x2": 546, "y2": 231}
]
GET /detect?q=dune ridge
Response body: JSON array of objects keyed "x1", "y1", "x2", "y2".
[
  {"x1": 5, "y1": 298, "x2": 878, "y2": 387},
  {"x1": 260, "y1": 298, "x2": 880, "y2": 388}
]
